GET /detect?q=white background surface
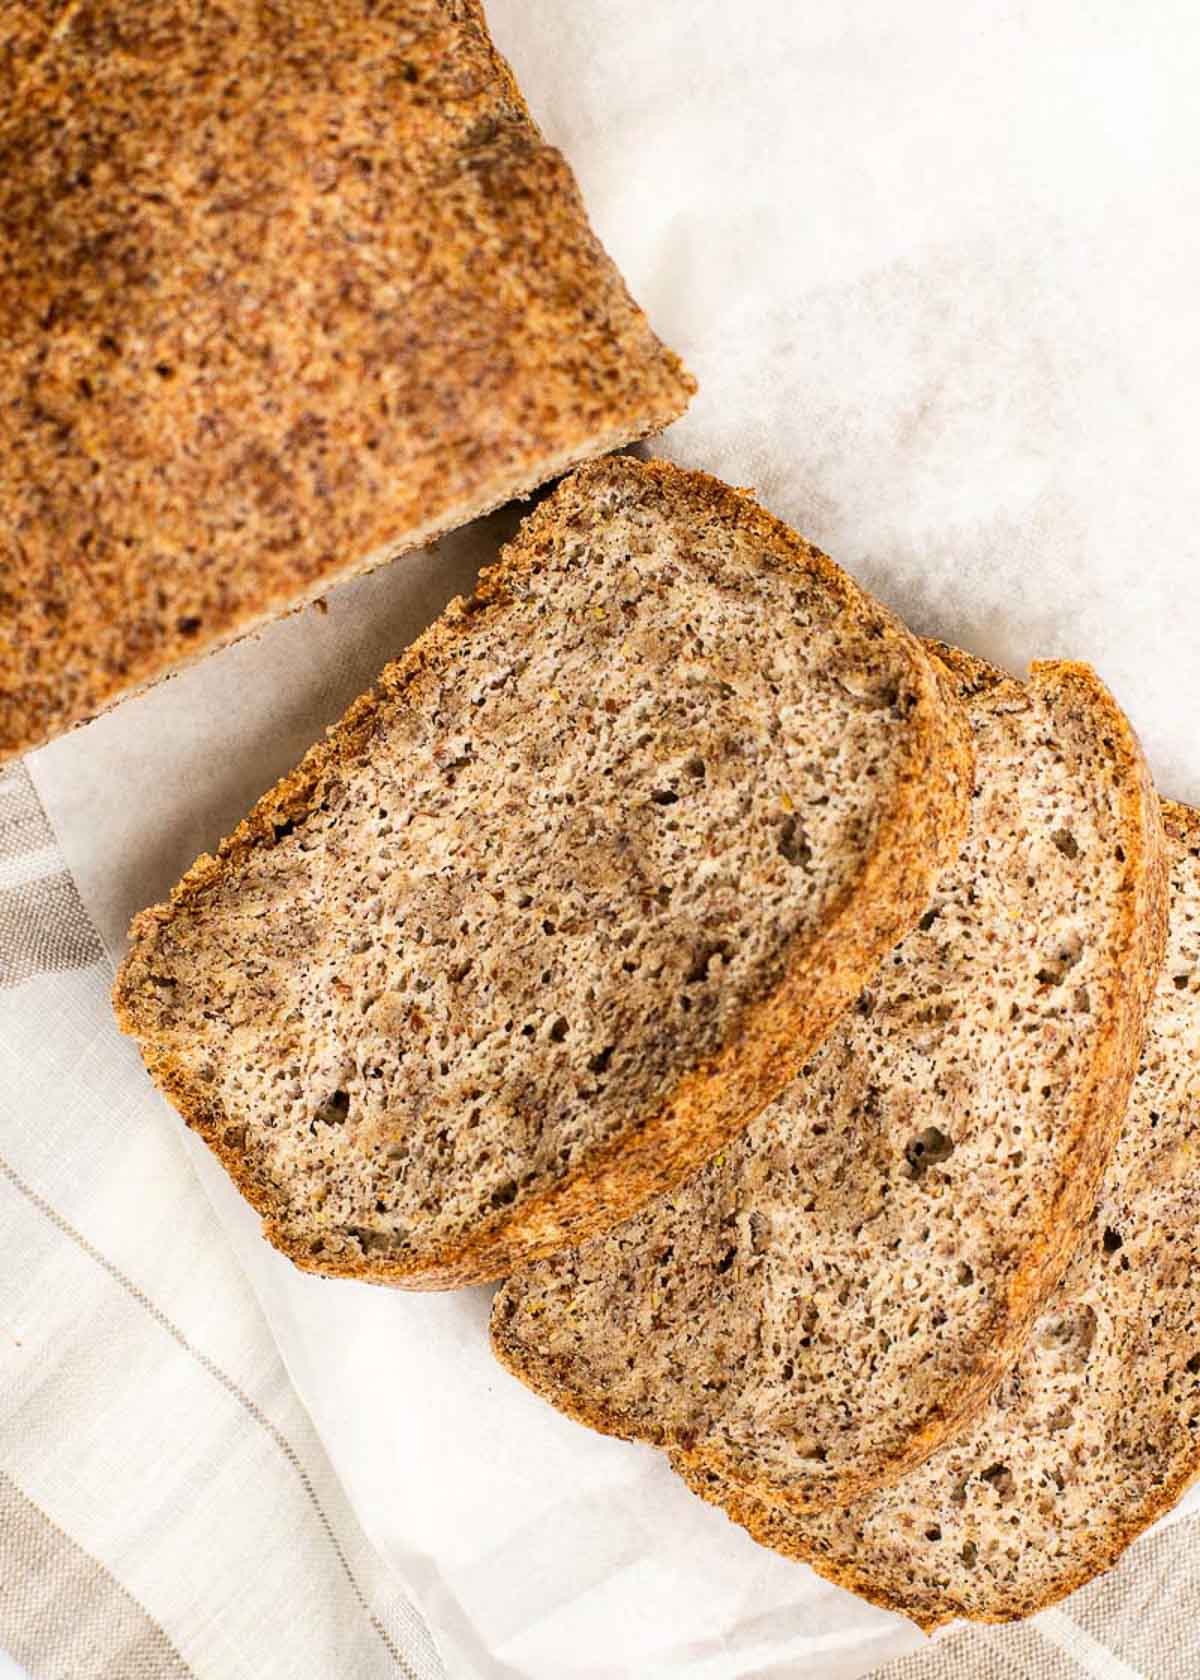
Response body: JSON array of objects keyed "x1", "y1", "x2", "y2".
[{"x1": 28, "y1": 2, "x2": 1200, "y2": 1676}]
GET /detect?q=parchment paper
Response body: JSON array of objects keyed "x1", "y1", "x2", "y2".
[{"x1": 28, "y1": 2, "x2": 1200, "y2": 1675}]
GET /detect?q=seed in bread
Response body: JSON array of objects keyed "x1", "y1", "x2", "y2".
[{"x1": 114, "y1": 457, "x2": 971, "y2": 1289}]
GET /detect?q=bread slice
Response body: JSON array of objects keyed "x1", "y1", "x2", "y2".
[
  {"x1": 0, "y1": 0, "x2": 694, "y2": 763},
  {"x1": 675, "y1": 799, "x2": 1198, "y2": 1631},
  {"x1": 491, "y1": 647, "x2": 1167, "y2": 1502},
  {"x1": 114, "y1": 456, "x2": 971, "y2": 1289}
]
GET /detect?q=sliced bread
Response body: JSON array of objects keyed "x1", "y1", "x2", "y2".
[
  {"x1": 676, "y1": 800, "x2": 1199, "y2": 1630},
  {"x1": 491, "y1": 647, "x2": 1167, "y2": 1503},
  {"x1": 114, "y1": 457, "x2": 971, "y2": 1289},
  {"x1": 0, "y1": 0, "x2": 693, "y2": 762}
]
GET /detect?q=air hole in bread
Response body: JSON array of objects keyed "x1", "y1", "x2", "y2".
[
  {"x1": 906, "y1": 1127, "x2": 955, "y2": 1179},
  {"x1": 777, "y1": 814, "x2": 812, "y2": 868},
  {"x1": 981, "y1": 1463, "x2": 1015, "y2": 1499},
  {"x1": 685, "y1": 942, "x2": 732, "y2": 985},
  {"x1": 313, "y1": 1090, "x2": 350, "y2": 1127}
]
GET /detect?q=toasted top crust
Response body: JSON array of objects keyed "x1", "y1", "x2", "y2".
[
  {"x1": 679, "y1": 799, "x2": 1198, "y2": 1631},
  {"x1": 1, "y1": 1, "x2": 74, "y2": 97},
  {"x1": 0, "y1": 0, "x2": 693, "y2": 761},
  {"x1": 114, "y1": 457, "x2": 971, "y2": 1289},
  {"x1": 492, "y1": 647, "x2": 1167, "y2": 1504}
]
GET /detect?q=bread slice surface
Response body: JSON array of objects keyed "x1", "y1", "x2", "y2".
[
  {"x1": 0, "y1": 0, "x2": 694, "y2": 761},
  {"x1": 492, "y1": 647, "x2": 1167, "y2": 1499},
  {"x1": 675, "y1": 800, "x2": 1198, "y2": 1630},
  {"x1": 114, "y1": 456, "x2": 971, "y2": 1289}
]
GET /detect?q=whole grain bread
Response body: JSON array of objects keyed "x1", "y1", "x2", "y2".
[
  {"x1": 113, "y1": 456, "x2": 971, "y2": 1289},
  {"x1": 676, "y1": 800, "x2": 1199, "y2": 1631},
  {"x1": 491, "y1": 647, "x2": 1167, "y2": 1504},
  {"x1": 0, "y1": 0, "x2": 694, "y2": 763}
]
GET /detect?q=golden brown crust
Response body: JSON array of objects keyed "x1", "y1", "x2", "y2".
[
  {"x1": 1, "y1": 1, "x2": 79, "y2": 101},
  {"x1": 668, "y1": 1452, "x2": 960, "y2": 1632},
  {"x1": 115, "y1": 456, "x2": 974, "y2": 1289},
  {"x1": 491, "y1": 646, "x2": 1168, "y2": 1503},
  {"x1": 0, "y1": 0, "x2": 693, "y2": 762}
]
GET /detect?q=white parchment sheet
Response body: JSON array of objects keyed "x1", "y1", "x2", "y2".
[{"x1": 29, "y1": 2, "x2": 1200, "y2": 1675}]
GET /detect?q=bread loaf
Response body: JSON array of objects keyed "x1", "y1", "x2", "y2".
[{"x1": 0, "y1": 0, "x2": 693, "y2": 761}]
